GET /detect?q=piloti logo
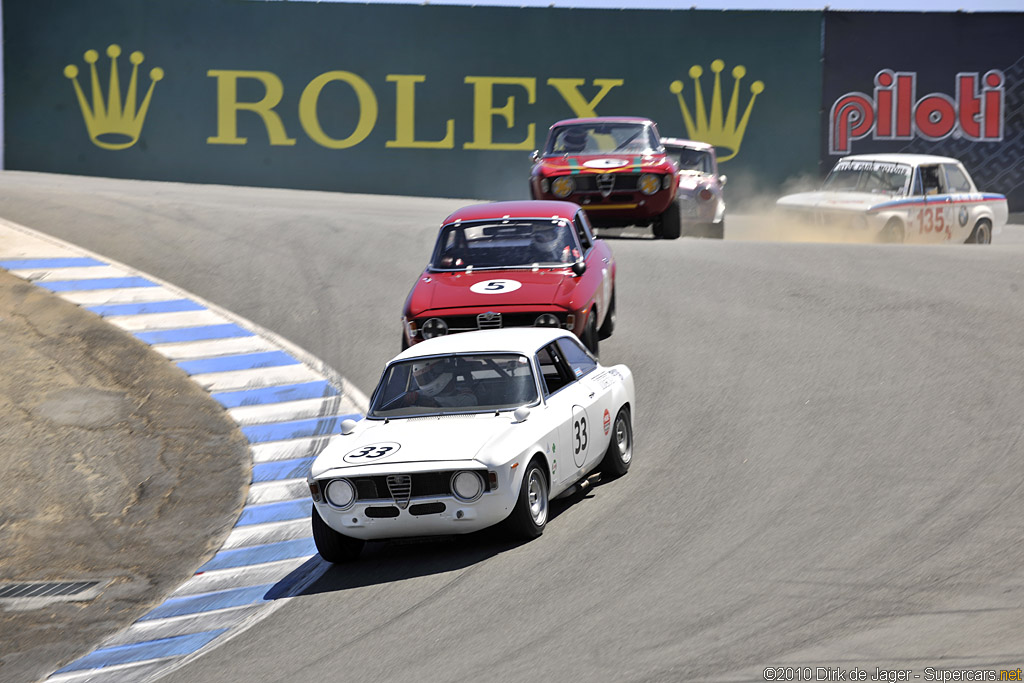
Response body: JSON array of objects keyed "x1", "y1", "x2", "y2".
[{"x1": 829, "y1": 69, "x2": 1005, "y2": 155}]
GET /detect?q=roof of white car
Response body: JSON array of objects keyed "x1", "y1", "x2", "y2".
[
  {"x1": 839, "y1": 153, "x2": 962, "y2": 166},
  {"x1": 394, "y1": 328, "x2": 574, "y2": 360}
]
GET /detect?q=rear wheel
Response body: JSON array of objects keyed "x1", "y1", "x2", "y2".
[
  {"x1": 311, "y1": 505, "x2": 364, "y2": 563},
  {"x1": 600, "y1": 406, "x2": 633, "y2": 479},
  {"x1": 659, "y1": 201, "x2": 682, "y2": 240},
  {"x1": 967, "y1": 219, "x2": 992, "y2": 244},
  {"x1": 598, "y1": 289, "x2": 616, "y2": 340},
  {"x1": 504, "y1": 460, "x2": 549, "y2": 539}
]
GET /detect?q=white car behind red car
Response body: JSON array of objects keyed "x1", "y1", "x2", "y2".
[
  {"x1": 307, "y1": 327, "x2": 636, "y2": 562},
  {"x1": 776, "y1": 153, "x2": 1008, "y2": 244}
]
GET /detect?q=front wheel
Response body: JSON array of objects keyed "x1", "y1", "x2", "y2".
[
  {"x1": 504, "y1": 460, "x2": 549, "y2": 539},
  {"x1": 312, "y1": 505, "x2": 364, "y2": 563},
  {"x1": 880, "y1": 219, "x2": 905, "y2": 244},
  {"x1": 581, "y1": 309, "x2": 599, "y2": 357},
  {"x1": 659, "y1": 201, "x2": 682, "y2": 240},
  {"x1": 598, "y1": 288, "x2": 616, "y2": 340},
  {"x1": 967, "y1": 219, "x2": 992, "y2": 244},
  {"x1": 600, "y1": 407, "x2": 633, "y2": 479}
]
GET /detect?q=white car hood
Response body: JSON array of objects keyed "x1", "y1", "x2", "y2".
[
  {"x1": 777, "y1": 191, "x2": 888, "y2": 213},
  {"x1": 310, "y1": 415, "x2": 516, "y2": 477}
]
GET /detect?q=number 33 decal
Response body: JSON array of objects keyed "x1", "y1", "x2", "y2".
[
  {"x1": 344, "y1": 442, "x2": 401, "y2": 463},
  {"x1": 470, "y1": 279, "x2": 523, "y2": 294}
]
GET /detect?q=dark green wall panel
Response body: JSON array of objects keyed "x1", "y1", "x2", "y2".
[{"x1": 3, "y1": 0, "x2": 822, "y2": 203}]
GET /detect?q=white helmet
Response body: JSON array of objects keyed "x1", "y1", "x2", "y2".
[
  {"x1": 412, "y1": 358, "x2": 453, "y2": 397},
  {"x1": 533, "y1": 225, "x2": 563, "y2": 261}
]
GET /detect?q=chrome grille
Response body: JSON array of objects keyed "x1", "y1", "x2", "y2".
[
  {"x1": 596, "y1": 174, "x2": 615, "y2": 196},
  {"x1": 386, "y1": 474, "x2": 412, "y2": 509},
  {"x1": 477, "y1": 311, "x2": 502, "y2": 329}
]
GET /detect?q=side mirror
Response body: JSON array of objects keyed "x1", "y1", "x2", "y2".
[
  {"x1": 340, "y1": 418, "x2": 358, "y2": 435},
  {"x1": 530, "y1": 150, "x2": 541, "y2": 163},
  {"x1": 719, "y1": 174, "x2": 728, "y2": 187},
  {"x1": 513, "y1": 406, "x2": 531, "y2": 423},
  {"x1": 571, "y1": 259, "x2": 586, "y2": 277}
]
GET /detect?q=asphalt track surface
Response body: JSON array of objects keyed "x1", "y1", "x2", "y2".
[{"x1": 3, "y1": 171, "x2": 1024, "y2": 682}]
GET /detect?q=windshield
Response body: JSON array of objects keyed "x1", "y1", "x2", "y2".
[
  {"x1": 430, "y1": 218, "x2": 581, "y2": 270},
  {"x1": 666, "y1": 146, "x2": 714, "y2": 174},
  {"x1": 369, "y1": 353, "x2": 538, "y2": 418},
  {"x1": 545, "y1": 122, "x2": 658, "y2": 156},
  {"x1": 821, "y1": 160, "x2": 912, "y2": 195}
]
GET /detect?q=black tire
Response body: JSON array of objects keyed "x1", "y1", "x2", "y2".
[
  {"x1": 311, "y1": 505, "x2": 364, "y2": 563},
  {"x1": 659, "y1": 201, "x2": 682, "y2": 240},
  {"x1": 504, "y1": 459, "x2": 549, "y2": 539},
  {"x1": 600, "y1": 406, "x2": 633, "y2": 479},
  {"x1": 651, "y1": 218, "x2": 665, "y2": 239},
  {"x1": 401, "y1": 331, "x2": 410, "y2": 351},
  {"x1": 598, "y1": 288, "x2": 616, "y2": 340},
  {"x1": 880, "y1": 219, "x2": 905, "y2": 244},
  {"x1": 967, "y1": 219, "x2": 992, "y2": 245},
  {"x1": 581, "y1": 309, "x2": 599, "y2": 357}
]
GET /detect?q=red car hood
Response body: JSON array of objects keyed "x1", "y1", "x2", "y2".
[
  {"x1": 417, "y1": 269, "x2": 573, "y2": 311},
  {"x1": 538, "y1": 153, "x2": 671, "y2": 174}
]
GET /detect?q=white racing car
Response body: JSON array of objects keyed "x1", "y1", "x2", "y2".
[
  {"x1": 307, "y1": 327, "x2": 636, "y2": 562},
  {"x1": 776, "y1": 153, "x2": 1008, "y2": 244}
]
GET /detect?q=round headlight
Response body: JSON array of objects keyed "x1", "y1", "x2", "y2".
[
  {"x1": 699, "y1": 188, "x2": 713, "y2": 201},
  {"x1": 325, "y1": 479, "x2": 356, "y2": 509},
  {"x1": 534, "y1": 313, "x2": 560, "y2": 327},
  {"x1": 551, "y1": 176, "x2": 575, "y2": 198},
  {"x1": 639, "y1": 173, "x2": 661, "y2": 196},
  {"x1": 451, "y1": 471, "x2": 484, "y2": 502},
  {"x1": 421, "y1": 318, "x2": 448, "y2": 339}
]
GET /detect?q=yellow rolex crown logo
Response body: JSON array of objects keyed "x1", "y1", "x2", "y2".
[
  {"x1": 64, "y1": 44, "x2": 163, "y2": 150},
  {"x1": 670, "y1": 59, "x2": 764, "y2": 162}
]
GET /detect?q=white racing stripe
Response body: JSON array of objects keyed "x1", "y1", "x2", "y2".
[{"x1": 0, "y1": 217, "x2": 369, "y2": 683}]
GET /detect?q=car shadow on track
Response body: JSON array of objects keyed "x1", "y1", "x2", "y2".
[{"x1": 294, "y1": 486, "x2": 600, "y2": 594}]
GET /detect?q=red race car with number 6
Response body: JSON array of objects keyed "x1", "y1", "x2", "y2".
[{"x1": 401, "y1": 200, "x2": 616, "y2": 356}]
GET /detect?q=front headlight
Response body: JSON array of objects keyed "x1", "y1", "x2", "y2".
[
  {"x1": 534, "y1": 313, "x2": 560, "y2": 327},
  {"x1": 451, "y1": 471, "x2": 485, "y2": 502},
  {"x1": 551, "y1": 176, "x2": 575, "y2": 198},
  {"x1": 421, "y1": 318, "x2": 448, "y2": 339},
  {"x1": 699, "y1": 188, "x2": 713, "y2": 201},
  {"x1": 639, "y1": 173, "x2": 661, "y2": 195},
  {"x1": 324, "y1": 479, "x2": 356, "y2": 509}
]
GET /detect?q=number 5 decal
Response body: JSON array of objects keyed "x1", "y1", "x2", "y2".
[{"x1": 470, "y1": 279, "x2": 523, "y2": 295}]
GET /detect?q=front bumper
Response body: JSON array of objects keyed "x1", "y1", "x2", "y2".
[
  {"x1": 405, "y1": 307, "x2": 576, "y2": 346},
  {"x1": 312, "y1": 474, "x2": 519, "y2": 540},
  {"x1": 531, "y1": 174, "x2": 674, "y2": 223}
]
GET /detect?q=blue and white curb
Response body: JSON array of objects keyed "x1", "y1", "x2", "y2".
[{"x1": 0, "y1": 218, "x2": 369, "y2": 683}]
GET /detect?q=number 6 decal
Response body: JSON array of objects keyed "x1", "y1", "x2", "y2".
[
  {"x1": 344, "y1": 442, "x2": 402, "y2": 463},
  {"x1": 470, "y1": 279, "x2": 522, "y2": 294}
]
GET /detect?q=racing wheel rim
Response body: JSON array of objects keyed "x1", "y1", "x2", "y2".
[
  {"x1": 526, "y1": 468, "x2": 548, "y2": 526},
  {"x1": 615, "y1": 412, "x2": 633, "y2": 465}
]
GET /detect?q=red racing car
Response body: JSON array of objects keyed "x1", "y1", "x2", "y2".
[
  {"x1": 401, "y1": 200, "x2": 616, "y2": 356},
  {"x1": 530, "y1": 116, "x2": 682, "y2": 239}
]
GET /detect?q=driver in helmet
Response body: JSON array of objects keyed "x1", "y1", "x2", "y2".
[
  {"x1": 403, "y1": 357, "x2": 476, "y2": 408},
  {"x1": 532, "y1": 224, "x2": 579, "y2": 264}
]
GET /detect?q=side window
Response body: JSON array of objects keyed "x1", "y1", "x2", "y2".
[
  {"x1": 536, "y1": 343, "x2": 574, "y2": 396},
  {"x1": 573, "y1": 212, "x2": 594, "y2": 251},
  {"x1": 920, "y1": 165, "x2": 945, "y2": 195},
  {"x1": 556, "y1": 337, "x2": 597, "y2": 380},
  {"x1": 942, "y1": 164, "x2": 972, "y2": 193}
]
